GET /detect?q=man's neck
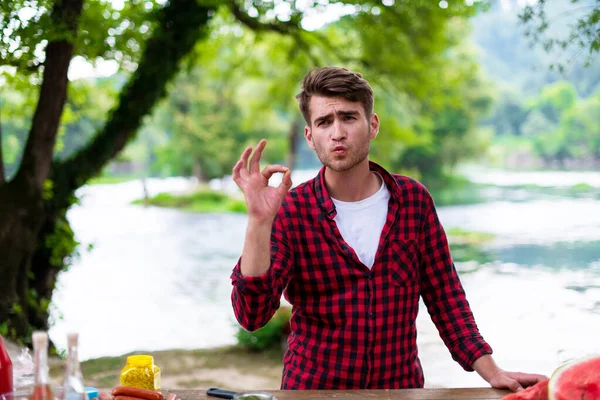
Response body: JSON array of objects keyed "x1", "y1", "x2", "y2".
[{"x1": 324, "y1": 159, "x2": 381, "y2": 202}]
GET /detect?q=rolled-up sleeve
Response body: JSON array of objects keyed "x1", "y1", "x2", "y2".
[
  {"x1": 418, "y1": 188, "x2": 493, "y2": 371},
  {"x1": 231, "y1": 210, "x2": 294, "y2": 332}
]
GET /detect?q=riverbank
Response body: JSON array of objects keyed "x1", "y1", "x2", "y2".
[
  {"x1": 5, "y1": 336, "x2": 282, "y2": 391},
  {"x1": 129, "y1": 177, "x2": 600, "y2": 215},
  {"x1": 131, "y1": 189, "x2": 247, "y2": 213},
  {"x1": 72, "y1": 346, "x2": 284, "y2": 392}
]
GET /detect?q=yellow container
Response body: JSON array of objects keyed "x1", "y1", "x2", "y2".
[{"x1": 119, "y1": 355, "x2": 161, "y2": 391}]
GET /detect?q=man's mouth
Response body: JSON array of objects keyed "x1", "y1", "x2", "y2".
[{"x1": 332, "y1": 146, "x2": 347, "y2": 155}]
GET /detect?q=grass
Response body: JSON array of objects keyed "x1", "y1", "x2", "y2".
[
  {"x1": 446, "y1": 228, "x2": 496, "y2": 265},
  {"x1": 430, "y1": 179, "x2": 600, "y2": 206},
  {"x1": 132, "y1": 190, "x2": 247, "y2": 213},
  {"x1": 489, "y1": 183, "x2": 600, "y2": 199},
  {"x1": 87, "y1": 176, "x2": 138, "y2": 185},
  {"x1": 446, "y1": 227, "x2": 495, "y2": 245},
  {"x1": 425, "y1": 175, "x2": 490, "y2": 207}
]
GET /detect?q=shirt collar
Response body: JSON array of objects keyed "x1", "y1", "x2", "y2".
[{"x1": 313, "y1": 161, "x2": 400, "y2": 220}]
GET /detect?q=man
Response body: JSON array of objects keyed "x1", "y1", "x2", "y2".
[{"x1": 230, "y1": 66, "x2": 546, "y2": 390}]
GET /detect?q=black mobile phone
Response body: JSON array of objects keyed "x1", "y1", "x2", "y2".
[{"x1": 206, "y1": 388, "x2": 237, "y2": 399}]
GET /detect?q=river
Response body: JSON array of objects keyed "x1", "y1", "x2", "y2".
[{"x1": 48, "y1": 168, "x2": 600, "y2": 388}]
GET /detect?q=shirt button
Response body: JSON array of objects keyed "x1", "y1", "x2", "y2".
[{"x1": 369, "y1": 312, "x2": 374, "y2": 318}]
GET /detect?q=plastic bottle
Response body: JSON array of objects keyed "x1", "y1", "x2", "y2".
[
  {"x1": 61, "y1": 333, "x2": 86, "y2": 400},
  {"x1": 119, "y1": 355, "x2": 161, "y2": 391},
  {"x1": 31, "y1": 332, "x2": 53, "y2": 400},
  {"x1": 0, "y1": 335, "x2": 13, "y2": 396}
]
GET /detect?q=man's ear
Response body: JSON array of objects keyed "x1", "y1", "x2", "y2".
[
  {"x1": 370, "y1": 113, "x2": 380, "y2": 140},
  {"x1": 305, "y1": 125, "x2": 316, "y2": 150}
]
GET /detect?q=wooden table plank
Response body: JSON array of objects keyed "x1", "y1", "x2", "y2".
[{"x1": 163, "y1": 387, "x2": 510, "y2": 400}]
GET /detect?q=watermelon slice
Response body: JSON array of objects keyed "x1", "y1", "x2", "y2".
[
  {"x1": 501, "y1": 379, "x2": 549, "y2": 400},
  {"x1": 549, "y1": 355, "x2": 600, "y2": 400}
]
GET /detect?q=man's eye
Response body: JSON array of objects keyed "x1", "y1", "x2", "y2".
[
  {"x1": 343, "y1": 116, "x2": 355, "y2": 121},
  {"x1": 318, "y1": 120, "x2": 330, "y2": 127}
]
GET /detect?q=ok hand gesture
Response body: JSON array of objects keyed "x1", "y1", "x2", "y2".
[{"x1": 232, "y1": 139, "x2": 293, "y2": 225}]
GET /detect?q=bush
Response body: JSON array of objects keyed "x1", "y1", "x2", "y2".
[{"x1": 235, "y1": 307, "x2": 291, "y2": 351}]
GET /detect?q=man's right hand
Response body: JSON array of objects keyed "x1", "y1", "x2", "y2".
[{"x1": 232, "y1": 139, "x2": 293, "y2": 225}]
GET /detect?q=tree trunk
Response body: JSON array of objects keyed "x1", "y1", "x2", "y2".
[
  {"x1": 192, "y1": 159, "x2": 208, "y2": 184},
  {"x1": 285, "y1": 117, "x2": 303, "y2": 170},
  {"x1": 22, "y1": 0, "x2": 215, "y2": 342},
  {"x1": 52, "y1": 0, "x2": 214, "y2": 196},
  {"x1": 0, "y1": 0, "x2": 83, "y2": 344},
  {"x1": 14, "y1": 0, "x2": 84, "y2": 190},
  {"x1": 0, "y1": 180, "x2": 43, "y2": 340},
  {"x1": 0, "y1": 106, "x2": 5, "y2": 184}
]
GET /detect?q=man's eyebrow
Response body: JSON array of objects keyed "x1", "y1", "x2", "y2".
[
  {"x1": 313, "y1": 113, "x2": 333, "y2": 124},
  {"x1": 337, "y1": 110, "x2": 360, "y2": 116},
  {"x1": 313, "y1": 110, "x2": 360, "y2": 124}
]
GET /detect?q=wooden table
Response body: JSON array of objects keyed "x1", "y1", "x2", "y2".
[{"x1": 162, "y1": 388, "x2": 510, "y2": 400}]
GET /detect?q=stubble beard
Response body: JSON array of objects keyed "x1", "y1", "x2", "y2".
[{"x1": 314, "y1": 142, "x2": 370, "y2": 172}]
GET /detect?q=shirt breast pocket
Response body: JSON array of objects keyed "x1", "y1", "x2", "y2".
[{"x1": 389, "y1": 239, "x2": 420, "y2": 288}]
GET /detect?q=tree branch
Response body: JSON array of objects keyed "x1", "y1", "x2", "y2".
[
  {"x1": 227, "y1": 0, "x2": 298, "y2": 34},
  {"x1": 50, "y1": 0, "x2": 216, "y2": 201},
  {"x1": 228, "y1": 1, "x2": 326, "y2": 66},
  {"x1": 545, "y1": 5, "x2": 598, "y2": 27},
  {"x1": 12, "y1": 0, "x2": 84, "y2": 190}
]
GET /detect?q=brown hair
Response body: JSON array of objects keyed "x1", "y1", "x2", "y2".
[{"x1": 296, "y1": 66, "x2": 374, "y2": 125}]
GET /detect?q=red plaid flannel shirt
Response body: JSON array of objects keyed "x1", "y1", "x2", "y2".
[{"x1": 231, "y1": 161, "x2": 492, "y2": 389}]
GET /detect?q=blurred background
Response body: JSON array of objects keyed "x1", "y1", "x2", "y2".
[{"x1": 1, "y1": 0, "x2": 600, "y2": 391}]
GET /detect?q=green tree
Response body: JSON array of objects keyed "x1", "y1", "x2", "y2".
[
  {"x1": 533, "y1": 81, "x2": 579, "y2": 123},
  {"x1": 520, "y1": 109, "x2": 556, "y2": 138},
  {"x1": 150, "y1": 65, "x2": 287, "y2": 182},
  {"x1": 485, "y1": 87, "x2": 530, "y2": 136},
  {"x1": 558, "y1": 94, "x2": 600, "y2": 158},
  {"x1": 143, "y1": 0, "x2": 488, "y2": 179},
  {"x1": 0, "y1": 0, "x2": 214, "y2": 343},
  {"x1": 372, "y1": 38, "x2": 494, "y2": 185},
  {"x1": 529, "y1": 86, "x2": 600, "y2": 167},
  {"x1": 54, "y1": 78, "x2": 118, "y2": 161},
  {"x1": 0, "y1": 0, "x2": 484, "y2": 344}
]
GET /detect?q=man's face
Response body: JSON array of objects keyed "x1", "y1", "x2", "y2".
[{"x1": 305, "y1": 95, "x2": 379, "y2": 172}]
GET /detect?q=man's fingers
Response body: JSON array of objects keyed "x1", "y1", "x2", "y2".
[
  {"x1": 261, "y1": 164, "x2": 289, "y2": 180},
  {"x1": 507, "y1": 379, "x2": 524, "y2": 393},
  {"x1": 249, "y1": 139, "x2": 267, "y2": 175},
  {"x1": 234, "y1": 146, "x2": 252, "y2": 181},
  {"x1": 278, "y1": 169, "x2": 293, "y2": 195},
  {"x1": 535, "y1": 374, "x2": 550, "y2": 383},
  {"x1": 514, "y1": 373, "x2": 549, "y2": 388},
  {"x1": 240, "y1": 145, "x2": 252, "y2": 169},
  {"x1": 232, "y1": 159, "x2": 243, "y2": 182}
]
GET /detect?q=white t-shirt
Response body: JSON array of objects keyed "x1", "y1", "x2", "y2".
[{"x1": 331, "y1": 176, "x2": 390, "y2": 269}]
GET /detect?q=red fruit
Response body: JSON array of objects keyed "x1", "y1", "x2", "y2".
[
  {"x1": 502, "y1": 379, "x2": 549, "y2": 400},
  {"x1": 549, "y1": 356, "x2": 600, "y2": 400}
]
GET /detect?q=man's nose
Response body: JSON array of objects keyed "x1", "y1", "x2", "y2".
[{"x1": 331, "y1": 120, "x2": 346, "y2": 141}]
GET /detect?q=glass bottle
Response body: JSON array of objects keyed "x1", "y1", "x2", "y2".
[
  {"x1": 119, "y1": 355, "x2": 160, "y2": 391},
  {"x1": 31, "y1": 331, "x2": 53, "y2": 400},
  {"x1": 61, "y1": 333, "x2": 86, "y2": 400},
  {"x1": 0, "y1": 334, "x2": 13, "y2": 396}
]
